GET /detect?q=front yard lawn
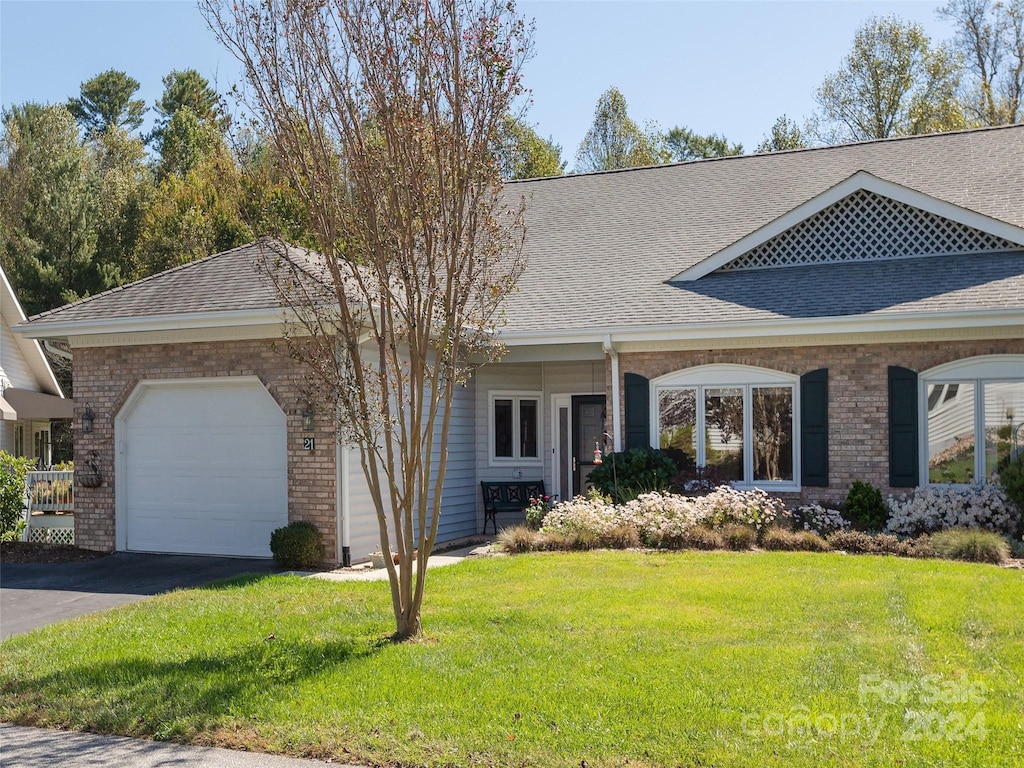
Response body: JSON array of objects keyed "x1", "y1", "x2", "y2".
[{"x1": 1, "y1": 551, "x2": 1022, "y2": 767}]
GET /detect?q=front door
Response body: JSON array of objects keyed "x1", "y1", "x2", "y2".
[{"x1": 572, "y1": 395, "x2": 606, "y2": 496}]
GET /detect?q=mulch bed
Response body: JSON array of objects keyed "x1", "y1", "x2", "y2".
[{"x1": 0, "y1": 541, "x2": 110, "y2": 564}]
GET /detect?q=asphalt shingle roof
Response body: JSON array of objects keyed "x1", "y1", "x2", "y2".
[
  {"x1": 501, "y1": 124, "x2": 1024, "y2": 332},
  {"x1": 22, "y1": 125, "x2": 1024, "y2": 334}
]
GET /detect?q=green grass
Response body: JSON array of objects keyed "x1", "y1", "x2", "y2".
[{"x1": 2, "y1": 551, "x2": 1023, "y2": 767}]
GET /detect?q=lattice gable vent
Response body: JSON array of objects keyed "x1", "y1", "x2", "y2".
[{"x1": 716, "y1": 189, "x2": 1024, "y2": 273}]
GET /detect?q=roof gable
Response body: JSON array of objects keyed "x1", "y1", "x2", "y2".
[
  {"x1": 1, "y1": 265, "x2": 63, "y2": 397},
  {"x1": 671, "y1": 171, "x2": 1024, "y2": 282}
]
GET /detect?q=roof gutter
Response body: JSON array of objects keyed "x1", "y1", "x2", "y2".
[{"x1": 497, "y1": 307, "x2": 1024, "y2": 347}]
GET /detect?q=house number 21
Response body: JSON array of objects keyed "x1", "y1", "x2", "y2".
[{"x1": 303, "y1": 437, "x2": 315, "y2": 451}]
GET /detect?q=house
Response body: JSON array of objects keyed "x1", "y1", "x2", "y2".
[
  {"x1": 14, "y1": 125, "x2": 1024, "y2": 561},
  {"x1": 1, "y1": 265, "x2": 74, "y2": 464}
]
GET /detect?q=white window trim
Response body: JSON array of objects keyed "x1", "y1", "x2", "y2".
[
  {"x1": 488, "y1": 391, "x2": 543, "y2": 467},
  {"x1": 919, "y1": 355, "x2": 1024, "y2": 485},
  {"x1": 651, "y1": 364, "x2": 801, "y2": 491}
]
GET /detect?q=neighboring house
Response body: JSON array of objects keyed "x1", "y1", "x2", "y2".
[
  {"x1": 14, "y1": 125, "x2": 1024, "y2": 561},
  {"x1": 1, "y1": 265, "x2": 74, "y2": 465}
]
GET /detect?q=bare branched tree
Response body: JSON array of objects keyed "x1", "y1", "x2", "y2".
[{"x1": 202, "y1": 0, "x2": 530, "y2": 638}]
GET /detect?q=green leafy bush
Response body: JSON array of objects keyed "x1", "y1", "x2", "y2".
[
  {"x1": 588, "y1": 448, "x2": 678, "y2": 503},
  {"x1": 996, "y1": 452, "x2": 1024, "y2": 536},
  {"x1": 1, "y1": 451, "x2": 34, "y2": 541},
  {"x1": 269, "y1": 520, "x2": 323, "y2": 569},
  {"x1": 929, "y1": 528, "x2": 1010, "y2": 564},
  {"x1": 843, "y1": 480, "x2": 888, "y2": 531}
]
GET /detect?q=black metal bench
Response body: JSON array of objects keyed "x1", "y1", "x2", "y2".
[{"x1": 480, "y1": 480, "x2": 545, "y2": 535}]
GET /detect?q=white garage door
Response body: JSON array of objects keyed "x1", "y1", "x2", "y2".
[{"x1": 121, "y1": 379, "x2": 288, "y2": 557}]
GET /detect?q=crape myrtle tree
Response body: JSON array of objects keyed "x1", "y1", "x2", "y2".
[{"x1": 202, "y1": 0, "x2": 529, "y2": 638}]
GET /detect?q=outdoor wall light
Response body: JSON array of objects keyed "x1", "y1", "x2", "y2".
[
  {"x1": 302, "y1": 404, "x2": 315, "y2": 432},
  {"x1": 81, "y1": 403, "x2": 95, "y2": 434}
]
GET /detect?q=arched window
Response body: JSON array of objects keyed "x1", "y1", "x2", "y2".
[
  {"x1": 651, "y1": 365, "x2": 799, "y2": 489},
  {"x1": 921, "y1": 356, "x2": 1024, "y2": 484}
]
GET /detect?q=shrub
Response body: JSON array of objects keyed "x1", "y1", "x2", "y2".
[
  {"x1": 844, "y1": 481, "x2": 888, "y2": 531},
  {"x1": 929, "y1": 528, "x2": 1010, "y2": 564},
  {"x1": 791, "y1": 503, "x2": 849, "y2": 535},
  {"x1": 721, "y1": 524, "x2": 757, "y2": 550},
  {"x1": 539, "y1": 495, "x2": 623, "y2": 539},
  {"x1": 886, "y1": 483, "x2": 1020, "y2": 536},
  {"x1": 269, "y1": 521, "x2": 323, "y2": 569},
  {"x1": 695, "y1": 486, "x2": 789, "y2": 534},
  {"x1": 995, "y1": 452, "x2": 1024, "y2": 534},
  {"x1": 587, "y1": 448, "x2": 678, "y2": 503},
  {"x1": 0, "y1": 451, "x2": 34, "y2": 541},
  {"x1": 621, "y1": 492, "x2": 700, "y2": 547},
  {"x1": 497, "y1": 525, "x2": 539, "y2": 554}
]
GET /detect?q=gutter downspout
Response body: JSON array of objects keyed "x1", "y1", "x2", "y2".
[
  {"x1": 337, "y1": 444, "x2": 352, "y2": 567},
  {"x1": 603, "y1": 334, "x2": 621, "y2": 452}
]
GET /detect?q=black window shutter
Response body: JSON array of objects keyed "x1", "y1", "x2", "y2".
[
  {"x1": 800, "y1": 368, "x2": 829, "y2": 487},
  {"x1": 623, "y1": 373, "x2": 650, "y2": 451},
  {"x1": 888, "y1": 366, "x2": 919, "y2": 488}
]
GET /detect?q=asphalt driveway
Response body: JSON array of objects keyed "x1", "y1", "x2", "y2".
[{"x1": 1, "y1": 553, "x2": 278, "y2": 639}]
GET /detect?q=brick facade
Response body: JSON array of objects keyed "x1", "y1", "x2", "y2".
[
  {"x1": 72, "y1": 339, "x2": 337, "y2": 559},
  {"x1": 613, "y1": 338, "x2": 1024, "y2": 505}
]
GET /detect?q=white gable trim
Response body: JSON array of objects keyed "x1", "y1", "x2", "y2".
[
  {"x1": 1, "y1": 266, "x2": 64, "y2": 397},
  {"x1": 671, "y1": 171, "x2": 1024, "y2": 282}
]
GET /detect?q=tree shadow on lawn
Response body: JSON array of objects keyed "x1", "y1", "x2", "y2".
[{"x1": 4, "y1": 635, "x2": 379, "y2": 739}]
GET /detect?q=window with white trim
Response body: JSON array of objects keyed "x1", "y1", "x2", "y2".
[
  {"x1": 923, "y1": 357, "x2": 1024, "y2": 484},
  {"x1": 653, "y1": 365, "x2": 798, "y2": 488},
  {"x1": 489, "y1": 393, "x2": 541, "y2": 463}
]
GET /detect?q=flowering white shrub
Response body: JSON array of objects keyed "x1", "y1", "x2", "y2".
[
  {"x1": 792, "y1": 503, "x2": 849, "y2": 534},
  {"x1": 621, "y1": 492, "x2": 700, "y2": 545},
  {"x1": 886, "y1": 483, "x2": 1020, "y2": 536},
  {"x1": 692, "y1": 486, "x2": 789, "y2": 532},
  {"x1": 539, "y1": 495, "x2": 622, "y2": 537}
]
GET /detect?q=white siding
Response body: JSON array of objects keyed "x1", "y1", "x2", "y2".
[{"x1": 1, "y1": 318, "x2": 36, "y2": 391}]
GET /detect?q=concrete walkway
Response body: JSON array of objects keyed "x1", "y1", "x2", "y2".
[
  {"x1": 309, "y1": 543, "x2": 493, "y2": 582},
  {"x1": 0, "y1": 724, "x2": 342, "y2": 767}
]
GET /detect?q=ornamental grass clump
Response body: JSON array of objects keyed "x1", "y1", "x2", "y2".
[
  {"x1": 497, "y1": 525, "x2": 539, "y2": 553},
  {"x1": 720, "y1": 524, "x2": 757, "y2": 550},
  {"x1": 929, "y1": 528, "x2": 1010, "y2": 564},
  {"x1": 886, "y1": 483, "x2": 1020, "y2": 536},
  {"x1": 763, "y1": 527, "x2": 831, "y2": 552}
]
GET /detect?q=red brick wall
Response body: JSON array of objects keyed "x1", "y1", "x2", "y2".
[
  {"x1": 613, "y1": 338, "x2": 1024, "y2": 505},
  {"x1": 72, "y1": 339, "x2": 337, "y2": 559}
]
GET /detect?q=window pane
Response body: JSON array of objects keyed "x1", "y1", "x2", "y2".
[
  {"x1": 985, "y1": 381, "x2": 1024, "y2": 479},
  {"x1": 494, "y1": 399, "x2": 513, "y2": 457},
  {"x1": 658, "y1": 388, "x2": 697, "y2": 468},
  {"x1": 705, "y1": 387, "x2": 744, "y2": 481},
  {"x1": 752, "y1": 386, "x2": 793, "y2": 481},
  {"x1": 520, "y1": 399, "x2": 538, "y2": 458},
  {"x1": 927, "y1": 382, "x2": 975, "y2": 483}
]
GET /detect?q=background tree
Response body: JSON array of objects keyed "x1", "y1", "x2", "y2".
[
  {"x1": 151, "y1": 69, "x2": 227, "y2": 147},
  {"x1": 495, "y1": 116, "x2": 565, "y2": 179},
  {"x1": 939, "y1": 0, "x2": 1024, "y2": 125},
  {"x1": 0, "y1": 104, "x2": 99, "y2": 316},
  {"x1": 664, "y1": 126, "x2": 742, "y2": 161},
  {"x1": 755, "y1": 114, "x2": 808, "y2": 152},
  {"x1": 203, "y1": 0, "x2": 529, "y2": 638},
  {"x1": 575, "y1": 87, "x2": 664, "y2": 171},
  {"x1": 813, "y1": 15, "x2": 966, "y2": 142},
  {"x1": 67, "y1": 69, "x2": 146, "y2": 135}
]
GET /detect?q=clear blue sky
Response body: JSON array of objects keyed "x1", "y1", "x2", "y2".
[{"x1": 2, "y1": 1, "x2": 952, "y2": 167}]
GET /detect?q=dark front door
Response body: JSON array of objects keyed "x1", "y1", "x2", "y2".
[{"x1": 572, "y1": 395, "x2": 606, "y2": 496}]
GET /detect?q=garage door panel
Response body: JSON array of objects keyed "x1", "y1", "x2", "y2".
[{"x1": 122, "y1": 381, "x2": 288, "y2": 557}]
